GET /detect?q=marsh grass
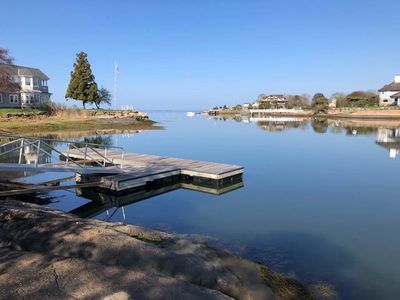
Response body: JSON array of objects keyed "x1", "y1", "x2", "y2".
[{"x1": 258, "y1": 265, "x2": 314, "y2": 300}]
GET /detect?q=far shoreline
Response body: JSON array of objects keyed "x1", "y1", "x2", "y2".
[{"x1": 206, "y1": 107, "x2": 400, "y2": 121}]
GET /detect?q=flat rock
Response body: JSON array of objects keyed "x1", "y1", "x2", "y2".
[{"x1": 0, "y1": 200, "x2": 311, "y2": 300}]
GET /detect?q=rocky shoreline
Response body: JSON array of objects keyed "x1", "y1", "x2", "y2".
[
  {"x1": 0, "y1": 110, "x2": 159, "y2": 134},
  {"x1": 0, "y1": 200, "x2": 312, "y2": 300}
]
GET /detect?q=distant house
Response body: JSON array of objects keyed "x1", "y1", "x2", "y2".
[
  {"x1": 256, "y1": 94, "x2": 288, "y2": 109},
  {"x1": 378, "y1": 75, "x2": 400, "y2": 106},
  {"x1": 0, "y1": 63, "x2": 51, "y2": 108},
  {"x1": 329, "y1": 98, "x2": 337, "y2": 108}
]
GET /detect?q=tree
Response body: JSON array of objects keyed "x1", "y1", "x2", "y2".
[
  {"x1": 346, "y1": 91, "x2": 378, "y2": 107},
  {"x1": 257, "y1": 94, "x2": 266, "y2": 102},
  {"x1": 287, "y1": 94, "x2": 310, "y2": 109},
  {"x1": 65, "y1": 52, "x2": 98, "y2": 109},
  {"x1": 331, "y1": 92, "x2": 347, "y2": 107},
  {"x1": 311, "y1": 93, "x2": 329, "y2": 115},
  {"x1": 0, "y1": 48, "x2": 20, "y2": 93},
  {"x1": 94, "y1": 87, "x2": 112, "y2": 109},
  {"x1": 0, "y1": 48, "x2": 14, "y2": 64},
  {"x1": 258, "y1": 102, "x2": 272, "y2": 109}
]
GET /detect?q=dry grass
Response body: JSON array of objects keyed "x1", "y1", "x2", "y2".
[{"x1": 0, "y1": 117, "x2": 158, "y2": 135}]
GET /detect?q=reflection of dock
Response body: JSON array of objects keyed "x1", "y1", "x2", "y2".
[{"x1": 70, "y1": 179, "x2": 244, "y2": 218}]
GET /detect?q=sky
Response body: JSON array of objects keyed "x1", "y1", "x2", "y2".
[{"x1": 1, "y1": 0, "x2": 399, "y2": 110}]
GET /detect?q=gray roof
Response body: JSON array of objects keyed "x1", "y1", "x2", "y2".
[
  {"x1": 390, "y1": 92, "x2": 400, "y2": 98},
  {"x1": 378, "y1": 82, "x2": 400, "y2": 92},
  {"x1": 0, "y1": 63, "x2": 49, "y2": 80}
]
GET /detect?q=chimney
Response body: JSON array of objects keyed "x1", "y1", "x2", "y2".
[{"x1": 395, "y1": 75, "x2": 400, "y2": 83}]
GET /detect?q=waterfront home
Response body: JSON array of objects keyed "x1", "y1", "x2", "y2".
[
  {"x1": 378, "y1": 75, "x2": 400, "y2": 106},
  {"x1": 0, "y1": 63, "x2": 51, "y2": 108},
  {"x1": 255, "y1": 94, "x2": 288, "y2": 109}
]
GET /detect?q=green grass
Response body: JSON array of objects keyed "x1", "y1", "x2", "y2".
[{"x1": 0, "y1": 108, "x2": 46, "y2": 116}]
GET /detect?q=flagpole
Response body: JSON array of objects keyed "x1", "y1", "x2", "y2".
[{"x1": 114, "y1": 60, "x2": 117, "y2": 110}]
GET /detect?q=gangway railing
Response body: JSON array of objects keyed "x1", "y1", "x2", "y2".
[{"x1": 0, "y1": 134, "x2": 125, "y2": 173}]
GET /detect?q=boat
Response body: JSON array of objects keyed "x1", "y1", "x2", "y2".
[{"x1": 186, "y1": 112, "x2": 196, "y2": 117}]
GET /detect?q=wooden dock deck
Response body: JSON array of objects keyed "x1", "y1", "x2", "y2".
[{"x1": 61, "y1": 149, "x2": 244, "y2": 193}]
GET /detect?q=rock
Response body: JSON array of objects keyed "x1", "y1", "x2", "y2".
[{"x1": 0, "y1": 200, "x2": 311, "y2": 300}]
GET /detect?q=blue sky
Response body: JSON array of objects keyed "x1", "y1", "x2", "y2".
[{"x1": 1, "y1": 0, "x2": 399, "y2": 110}]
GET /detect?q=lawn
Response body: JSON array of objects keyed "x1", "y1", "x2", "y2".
[{"x1": 0, "y1": 108, "x2": 46, "y2": 116}]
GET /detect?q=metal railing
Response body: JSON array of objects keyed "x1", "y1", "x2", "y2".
[{"x1": 0, "y1": 134, "x2": 125, "y2": 172}]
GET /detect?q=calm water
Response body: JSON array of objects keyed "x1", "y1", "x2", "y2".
[{"x1": 18, "y1": 112, "x2": 400, "y2": 299}]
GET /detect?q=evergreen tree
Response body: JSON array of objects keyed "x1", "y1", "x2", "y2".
[
  {"x1": 65, "y1": 52, "x2": 97, "y2": 109},
  {"x1": 311, "y1": 93, "x2": 329, "y2": 115}
]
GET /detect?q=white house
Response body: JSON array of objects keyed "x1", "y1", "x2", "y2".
[
  {"x1": 256, "y1": 94, "x2": 288, "y2": 109},
  {"x1": 378, "y1": 75, "x2": 400, "y2": 106},
  {"x1": 0, "y1": 63, "x2": 51, "y2": 108}
]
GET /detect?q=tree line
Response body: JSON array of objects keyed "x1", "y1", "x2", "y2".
[{"x1": 255, "y1": 91, "x2": 379, "y2": 113}]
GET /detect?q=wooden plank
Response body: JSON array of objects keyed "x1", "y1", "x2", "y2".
[{"x1": 0, "y1": 163, "x2": 121, "y2": 174}]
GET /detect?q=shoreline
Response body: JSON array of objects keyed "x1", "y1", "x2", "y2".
[
  {"x1": 0, "y1": 200, "x2": 313, "y2": 300},
  {"x1": 207, "y1": 108, "x2": 400, "y2": 121},
  {"x1": 0, "y1": 111, "x2": 160, "y2": 135}
]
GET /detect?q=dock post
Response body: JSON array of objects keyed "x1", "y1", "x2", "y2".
[
  {"x1": 84, "y1": 144, "x2": 88, "y2": 167},
  {"x1": 35, "y1": 140, "x2": 41, "y2": 166},
  {"x1": 120, "y1": 151, "x2": 124, "y2": 169},
  {"x1": 65, "y1": 143, "x2": 70, "y2": 166},
  {"x1": 18, "y1": 138, "x2": 24, "y2": 165}
]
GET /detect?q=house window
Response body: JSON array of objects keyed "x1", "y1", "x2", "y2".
[
  {"x1": 9, "y1": 94, "x2": 19, "y2": 103},
  {"x1": 383, "y1": 99, "x2": 388, "y2": 103},
  {"x1": 0, "y1": 94, "x2": 2, "y2": 103},
  {"x1": 22, "y1": 94, "x2": 33, "y2": 104},
  {"x1": 25, "y1": 77, "x2": 31, "y2": 85}
]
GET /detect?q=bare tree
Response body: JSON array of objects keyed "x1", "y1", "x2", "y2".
[
  {"x1": 0, "y1": 48, "x2": 20, "y2": 93},
  {"x1": 0, "y1": 48, "x2": 14, "y2": 64}
]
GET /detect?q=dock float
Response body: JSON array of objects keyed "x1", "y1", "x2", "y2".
[{"x1": 61, "y1": 149, "x2": 244, "y2": 193}]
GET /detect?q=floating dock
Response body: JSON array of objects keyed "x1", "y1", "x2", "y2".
[{"x1": 61, "y1": 149, "x2": 244, "y2": 193}]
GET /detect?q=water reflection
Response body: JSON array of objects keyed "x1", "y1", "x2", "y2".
[
  {"x1": 71, "y1": 177, "x2": 244, "y2": 220},
  {"x1": 376, "y1": 128, "x2": 400, "y2": 158},
  {"x1": 209, "y1": 115, "x2": 400, "y2": 159},
  {"x1": 256, "y1": 118, "x2": 308, "y2": 132},
  {"x1": 311, "y1": 118, "x2": 329, "y2": 134}
]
